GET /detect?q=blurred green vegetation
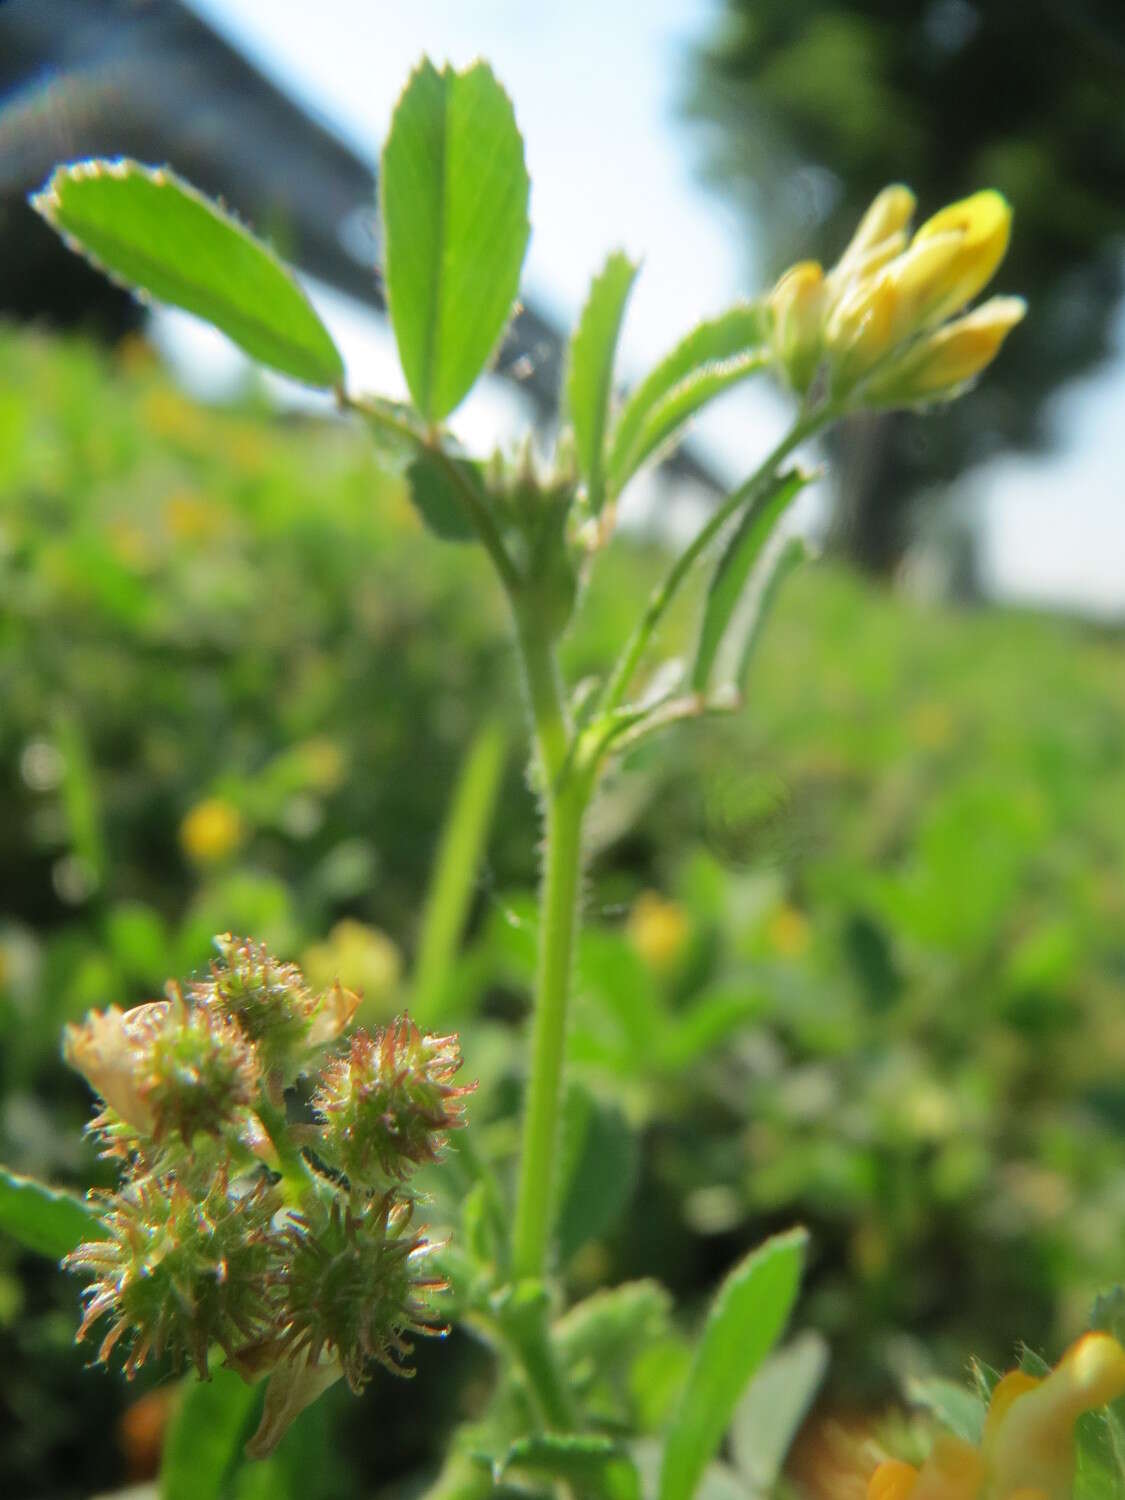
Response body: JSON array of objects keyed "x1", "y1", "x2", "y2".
[{"x1": 2, "y1": 327, "x2": 1125, "y2": 1495}]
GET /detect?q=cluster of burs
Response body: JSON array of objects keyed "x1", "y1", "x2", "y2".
[{"x1": 62, "y1": 934, "x2": 473, "y2": 1454}]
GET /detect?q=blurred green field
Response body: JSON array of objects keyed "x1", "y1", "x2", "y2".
[{"x1": 2, "y1": 327, "x2": 1125, "y2": 1496}]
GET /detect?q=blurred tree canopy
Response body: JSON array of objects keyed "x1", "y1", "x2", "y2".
[{"x1": 689, "y1": 0, "x2": 1125, "y2": 574}]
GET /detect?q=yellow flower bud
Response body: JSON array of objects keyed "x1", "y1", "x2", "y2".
[
  {"x1": 180, "y1": 797, "x2": 245, "y2": 865},
  {"x1": 864, "y1": 296, "x2": 1026, "y2": 406},
  {"x1": 627, "y1": 891, "x2": 690, "y2": 972},
  {"x1": 834, "y1": 184, "x2": 916, "y2": 280},
  {"x1": 769, "y1": 260, "x2": 827, "y2": 393},
  {"x1": 910, "y1": 189, "x2": 1012, "y2": 325},
  {"x1": 824, "y1": 271, "x2": 902, "y2": 389}
]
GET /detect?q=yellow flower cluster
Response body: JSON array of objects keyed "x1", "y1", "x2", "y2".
[
  {"x1": 868, "y1": 1332, "x2": 1125, "y2": 1500},
  {"x1": 769, "y1": 185, "x2": 1025, "y2": 408}
]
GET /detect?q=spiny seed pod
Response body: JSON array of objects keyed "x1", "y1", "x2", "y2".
[
  {"x1": 193, "y1": 934, "x2": 357, "y2": 1080},
  {"x1": 272, "y1": 1193, "x2": 446, "y2": 1393},
  {"x1": 312, "y1": 1018, "x2": 474, "y2": 1186},
  {"x1": 64, "y1": 988, "x2": 262, "y2": 1150},
  {"x1": 143, "y1": 990, "x2": 261, "y2": 1145},
  {"x1": 66, "y1": 1169, "x2": 279, "y2": 1378}
]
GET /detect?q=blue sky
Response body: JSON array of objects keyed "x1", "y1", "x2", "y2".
[{"x1": 179, "y1": 0, "x2": 1125, "y2": 616}]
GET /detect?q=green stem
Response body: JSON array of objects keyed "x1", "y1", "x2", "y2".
[
  {"x1": 597, "y1": 408, "x2": 830, "y2": 718},
  {"x1": 511, "y1": 779, "x2": 586, "y2": 1281},
  {"x1": 509, "y1": 601, "x2": 590, "y2": 1281},
  {"x1": 256, "y1": 1099, "x2": 318, "y2": 1207}
]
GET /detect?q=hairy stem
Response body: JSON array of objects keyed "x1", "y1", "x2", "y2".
[
  {"x1": 510, "y1": 602, "x2": 590, "y2": 1282},
  {"x1": 511, "y1": 777, "x2": 586, "y2": 1281}
]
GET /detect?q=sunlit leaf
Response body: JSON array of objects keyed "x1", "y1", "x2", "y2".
[
  {"x1": 0, "y1": 1164, "x2": 103, "y2": 1259},
  {"x1": 610, "y1": 352, "x2": 770, "y2": 498},
  {"x1": 32, "y1": 161, "x2": 344, "y2": 388},
  {"x1": 659, "y1": 1227, "x2": 807, "y2": 1500},
  {"x1": 381, "y1": 59, "x2": 530, "y2": 421},
  {"x1": 566, "y1": 250, "x2": 639, "y2": 514},
  {"x1": 607, "y1": 303, "x2": 769, "y2": 497}
]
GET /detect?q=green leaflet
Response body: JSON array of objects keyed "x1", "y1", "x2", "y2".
[
  {"x1": 33, "y1": 161, "x2": 344, "y2": 388},
  {"x1": 0, "y1": 1164, "x2": 103, "y2": 1259},
  {"x1": 566, "y1": 250, "x2": 640, "y2": 514},
  {"x1": 381, "y1": 59, "x2": 530, "y2": 421},
  {"x1": 161, "y1": 1365, "x2": 261, "y2": 1500},
  {"x1": 553, "y1": 1082, "x2": 639, "y2": 1263},
  {"x1": 606, "y1": 303, "x2": 770, "y2": 497},
  {"x1": 691, "y1": 468, "x2": 810, "y2": 694},
  {"x1": 658, "y1": 1227, "x2": 807, "y2": 1500}
]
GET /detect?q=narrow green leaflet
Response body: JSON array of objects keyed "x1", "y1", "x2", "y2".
[
  {"x1": 658, "y1": 1226, "x2": 808, "y2": 1500},
  {"x1": 412, "y1": 720, "x2": 506, "y2": 1022},
  {"x1": 733, "y1": 537, "x2": 809, "y2": 690},
  {"x1": 566, "y1": 251, "x2": 639, "y2": 514},
  {"x1": 0, "y1": 1164, "x2": 103, "y2": 1258},
  {"x1": 606, "y1": 303, "x2": 770, "y2": 498},
  {"x1": 608, "y1": 351, "x2": 770, "y2": 499},
  {"x1": 730, "y1": 1332, "x2": 829, "y2": 1492},
  {"x1": 161, "y1": 1365, "x2": 260, "y2": 1500},
  {"x1": 32, "y1": 162, "x2": 344, "y2": 388},
  {"x1": 381, "y1": 59, "x2": 530, "y2": 421},
  {"x1": 691, "y1": 468, "x2": 810, "y2": 694}
]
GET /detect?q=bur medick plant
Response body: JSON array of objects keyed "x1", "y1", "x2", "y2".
[
  {"x1": 6, "y1": 46, "x2": 1123, "y2": 1500},
  {"x1": 60, "y1": 935, "x2": 466, "y2": 1455}
]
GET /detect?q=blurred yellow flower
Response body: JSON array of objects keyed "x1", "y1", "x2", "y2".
[
  {"x1": 302, "y1": 919, "x2": 402, "y2": 1017},
  {"x1": 296, "y1": 737, "x2": 348, "y2": 794},
  {"x1": 626, "y1": 891, "x2": 690, "y2": 973},
  {"x1": 768, "y1": 902, "x2": 811, "y2": 957},
  {"x1": 163, "y1": 490, "x2": 226, "y2": 542},
  {"x1": 180, "y1": 798, "x2": 245, "y2": 865},
  {"x1": 867, "y1": 1332, "x2": 1125, "y2": 1500}
]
